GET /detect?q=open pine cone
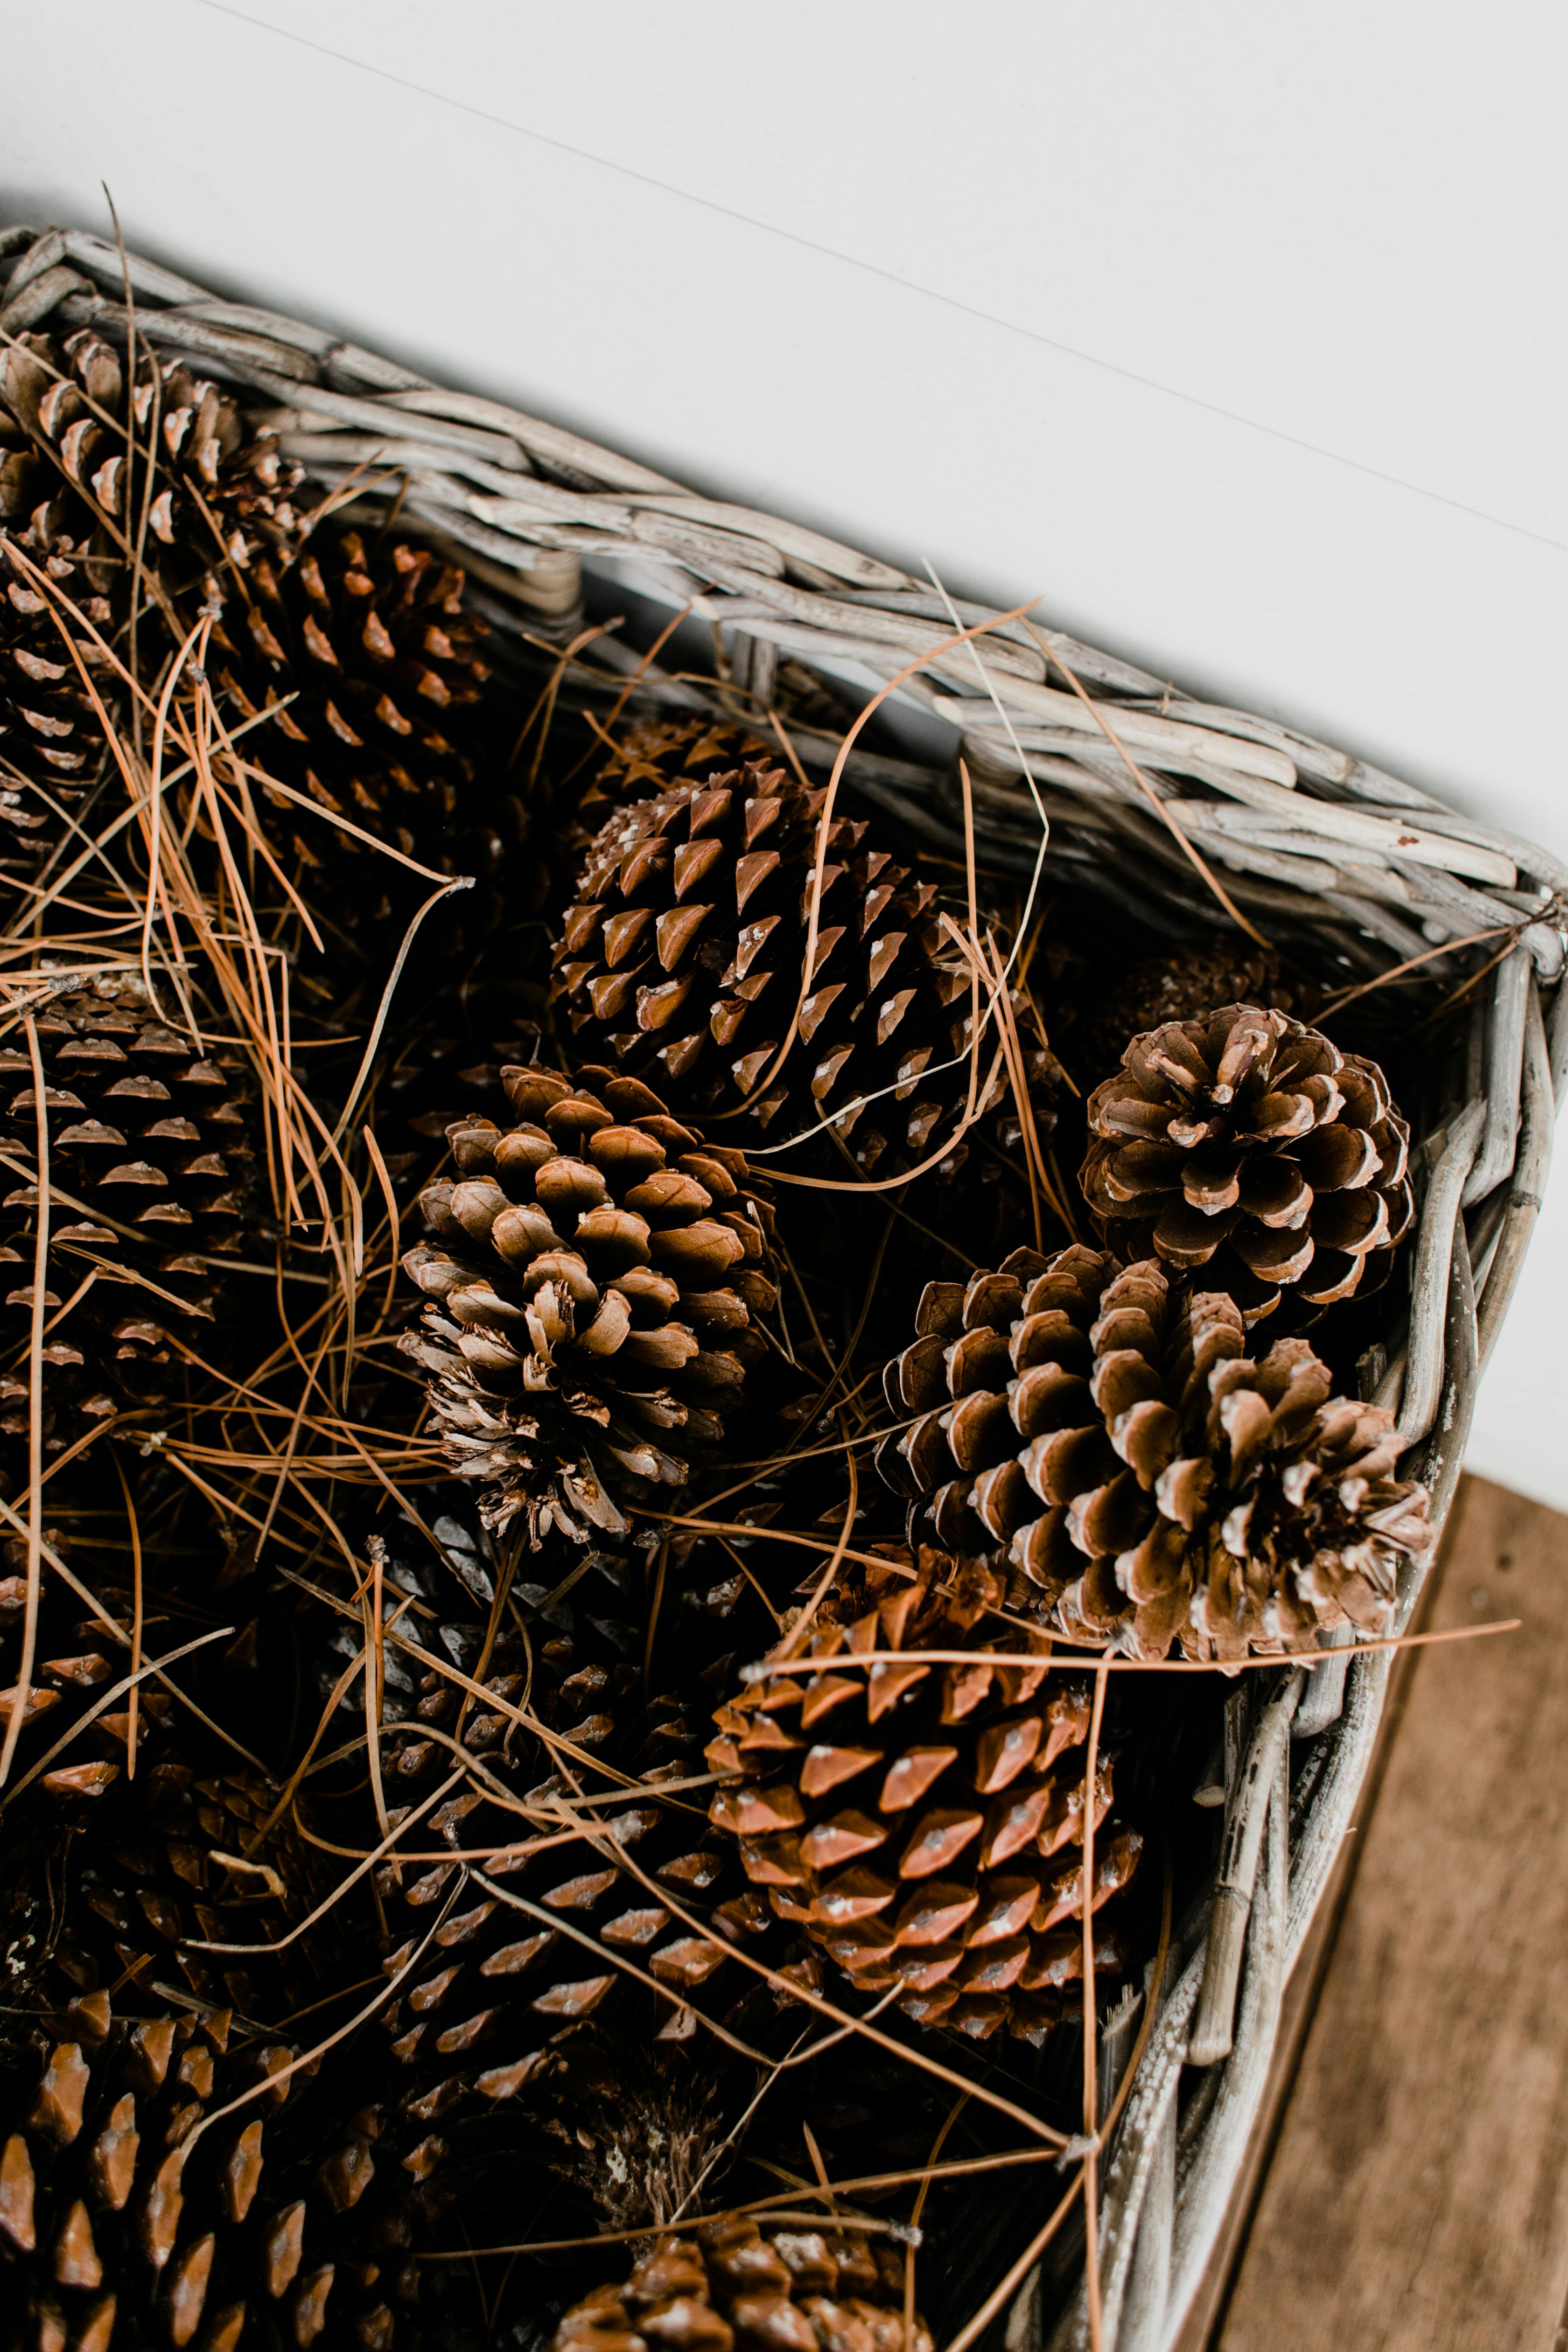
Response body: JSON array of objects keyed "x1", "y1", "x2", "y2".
[
  {"x1": 0, "y1": 987, "x2": 259, "y2": 1476},
  {"x1": 551, "y1": 770, "x2": 1040, "y2": 1179},
  {"x1": 400, "y1": 1064, "x2": 777, "y2": 1541},
  {"x1": 0, "y1": 331, "x2": 302, "y2": 916},
  {"x1": 707, "y1": 1546, "x2": 1141, "y2": 2042},
  {"x1": 877, "y1": 1246, "x2": 1434, "y2": 1661},
  {"x1": 1080, "y1": 1004, "x2": 1413, "y2": 1323},
  {"x1": 553, "y1": 2221, "x2": 931, "y2": 2352}
]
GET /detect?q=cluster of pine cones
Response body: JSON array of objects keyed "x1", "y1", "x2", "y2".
[{"x1": 0, "y1": 325, "x2": 1435, "y2": 2350}]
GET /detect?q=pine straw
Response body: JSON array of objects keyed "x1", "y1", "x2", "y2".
[{"x1": 0, "y1": 552, "x2": 1519, "y2": 2352}]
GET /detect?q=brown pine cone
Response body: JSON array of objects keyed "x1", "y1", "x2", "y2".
[
  {"x1": 0, "y1": 1566, "x2": 188, "y2": 1822},
  {"x1": 0, "y1": 1992, "x2": 446, "y2": 2352},
  {"x1": 399, "y1": 1064, "x2": 777, "y2": 1541},
  {"x1": 577, "y1": 712, "x2": 772, "y2": 828},
  {"x1": 1079, "y1": 1004, "x2": 1413, "y2": 1322},
  {"x1": 1071, "y1": 941, "x2": 1294, "y2": 1078},
  {"x1": 35, "y1": 1755, "x2": 336, "y2": 2026},
  {"x1": 0, "y1": 2000, "x2": 272, "y2": 2352},
  {"x1": 707, "y1": 1546, "x2": 1142, "y2": 2043},
  {"x1": 553, "y1": 2221, "x2": 931, "y2": 2352},
  {"x1": 374, "y1": 1764, "x2": 777, "y2": 2159},
  {"x1": 551, "y1": 770, "x2": 1032, "y2": 1180},
  {"x1": 0, "y1": 987, "x2": 259, "y2": 1475},
  {"x1": 329, "y1": 1501, "x2": 791, "y2": 2210},
  {"x1": 205, "y1": 525, "x2": 530, "y2": 963},
  {"x1": 0, "y1": 1654, "x2": 346, "y2": 2029},
  {"x1": 0, "y1": 1708, "x2": 464, "y2": 2351},
  {"x1": 877, "y1": 1246, "x2": 1434, "y2": 1661},
  {"x1": 0, "y1": 331, "x2": 303, "y2": 915}
]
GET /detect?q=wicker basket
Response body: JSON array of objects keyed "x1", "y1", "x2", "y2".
[{"x1": 2, "y1": 218, "x2": 1561, "y2": 2352}]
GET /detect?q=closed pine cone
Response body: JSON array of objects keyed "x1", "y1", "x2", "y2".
[
  {"x1": 341, "y1": 1505, "x2": 790, "y2": 2196},
  {"x1": 574, "y1": 712, "x2": 772, "y2": 833},
  {"x1": 1073, "y1": 941, "x2": 1293, "y2": 1078},
  {"x1": 0, "y1": 1729, "x2": 462, "y2": 2352},
  {"x1": 32, "y1": 1753, "x2": 336, "y2": 2026},
  {"x1": 877, "y1": 1246, "x2": 1434, "y2": 1661},
  {"x1": 552, "y1": 772, "x2": 1023, "y2": 1178},
  {"x1": 553, "y1": 2221, "x2": 931, "y2": 2352},
  {"x1": 400, "y1": 1064, "x2": 777, "y2": 1540},
  {"x1": 0, "y1": 988, "x2": 258, "y2": 1476},
  {"x1": 206, "y1": 526, "x2": 526, "y2": 962},
  {"x1": 0, "y1": 1999, "x2": 269, "y2": 2352},
  {"x1": 0, "y1": 332, "x2": 302, "y2": 915},
  {"x1": 1079, "y1": 1004, "x2": 1413, "y2": 1323},
  {"x1": 0, "y1": 1993, "x2": 442, "y2": 2352},
  {"x1": 0, "y1": 1566, "x2": 186, "y2": 1817},
  {"x1": 707, "y1": 1547, "x2": 1141, "y2": 2043},
  {"x1": 374, "y1": 1767, "x2": 778, "y2": 2164}
]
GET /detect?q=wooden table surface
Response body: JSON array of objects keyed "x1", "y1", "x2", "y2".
[{"x1": 1173, "y1": 1472, "x2": 1568, "y2": 2351}]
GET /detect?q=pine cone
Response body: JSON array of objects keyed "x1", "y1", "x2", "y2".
[
  {"x1": 0, "y1": 1564, "x2": 186, "y2": 1819},
  {"x1": 552, "y1": 771, "x2": 1040, "y2": 1181},
  {"x1": 0, "y1": 1716, "x2": 461, "y2": 2349},
  {"x1": 1079, "y1": 1004, "x2": 1413, "y2": 1322},
  {"x1": 0, "y1": 331, "x2": 302, "y2": 912},
  {"x1": 877, "y1": 1246, "x2": 1434, "y2": 1661},
  {"x1": 399, "y1": 1064, "x2": 777, "y2": 1541},
  {"x1": 206, "y1": 526, "x2": 529, "y2": 964},
  {"x1": 553, "y1": 2222, "x2": 930, "y2": 2352},
  {"x1": 35, "y1": 1756, "x2": 336, "y2": 2026},
  {"x1": 0, "y1": 1993, "x2": 444, "y2": 2352},
  {"x1": 0, "y1": 1651, "x2": 346, "y2": 2021},
  {"x1": 1071, "y1": 941, "x2": 1294, "y2": 1078},
  {"x1": 355, "y1": 1507, "x2": 789, "y2": 2167},
  {"x1": 0, "y1": 987, "x2": 259, "y2": 1474},
  {"x1": 374, "y1": 1768, "x2": 777, "y2": 2166},
  {"x1": 576, "y1": 712, "x2": 772, "y2": 830},
  {"x1": 706, "y1": 1546, "x2": 1142, "y2": 2043}
]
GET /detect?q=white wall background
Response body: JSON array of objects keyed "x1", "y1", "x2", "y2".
[{"x1": 7, "y1": 1, "x2": 1566, "y2": 1505}]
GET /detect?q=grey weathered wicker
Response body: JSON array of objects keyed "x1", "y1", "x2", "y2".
[{"x1": 2, "y1": 219, "x2": 1561, "y2": 2352}]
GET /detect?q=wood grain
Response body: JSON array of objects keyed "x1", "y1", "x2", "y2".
[
  {"x1": 1169, "y1": 1477, "x2": 1453, "y2": 2352},
  {"x1": 1213, "y1": 1474, "x2": 1568, "y2": 2351}
]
